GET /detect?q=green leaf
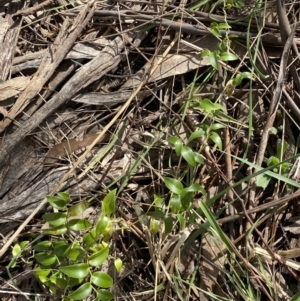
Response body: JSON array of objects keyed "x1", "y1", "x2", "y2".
[
  {"x1": 188, "y1": 129, "x2": 205, "y2": 142},
  {"x1": 68, "y1": 201, "x2": 89, "y2": 217},
  {"x1": 67, "y1": 283, "x2": 92, "y2": 300},
  {"x1": 19, "y1": 241, "x2": 29, "y2": 249},
  {"x1": 59, "y1": 263, "x2": 90, "y2": 278},
  {"x1": 149, "y1": 218, "x2": 160, "y2": 235},
  {"x1": 177, "y1": 213, "x2": 185, "y2": 230},
  {"x1": 267, "y1": 156, "x2": 280, "y2": 167},
  {"x1": 102, "y1": 189, "x2": 116, "y2": 216},
  {"x1": 34, "y1": 252, "x2": 57, "y2": 266},
  {"x1": 96, "y1": 215, "x2": 109, "y2": 236},
  {"x1": 42, "y1": 225, "x2": 68, "y2": 235},
  {"x1": 33, "y1": 241, "x2": 52, "y2": 252},
  {"x1": 34, "y1": 267, "x2": 51, "y2": 277},
  {"x1": 199, "y1": 49, "x2": 210, "y2": 58},
  {"x1": 256, "y1": 174, "x2": 270, "y2": 189},
  {"x1": 185, "y1": 183, "x2": 206, "y2": 195},
  {"x1": 167, "y1": 136, "x2": 183, "y2": 156},
  {"x1": 95, "y1": 289, "x2": 114, "y2": 301},
  {"x1": 56, "y1": 277, "x2": 68, "y2": 290},
  {"x1": 180, "y1": 191, "x2": 193, "y2": 210},
  {"x1": 211, "y1": 123, "x2": 225, "y2": 130},
  {"x1": 208, "y1": 51, "x2": 219, "y2": 69},
  {"x1": 57, "y1": 192, "x2": 70, "y2": 201},
  {"x1": 174, "y1": 139, "x2": 183, "y2": 156},
  {"x1": 181, "y1": 146, "x2": 196, "y2": 167},
  {"x1": 53, "y1": 241, "x2": 70, "y2": 256},
  {"x1": 83, "y1": 228, "x2": 97, "y2": 247},
  {"x1": 46, "y1": 195, "x2": 67, "y2": 210},
  {"x1": 290, "y1": 291, "x2": 300, "y2": 301},
  {"x1": 88, "y1": 246, "x2": 109, "y2": 267},
  {"x1": 211, "y1": 28, "x2": 221, "y2": 38},
  {"x1": 169, "y1": 195, "x2": 181, "y2": 213},
  {"x1": 191, "y1": 153, "x2": 203, "y2": 164},
  {"x1": 91, "y1": 272, "x2": 113, "y2": 288},
  {"x1": 209, "y1": 132, "x2": 222, "y2": 150},
  {"x1": 67, "y1": 248, "x2": 86, "y2": 261},
  {"x1": 42, "y1": 212, "x2": 67, "y2": 226},
  {"x1": 164, "y1": 177, "x2": 183, "y2": 194},
  {"x1": 164, "y1": 216, "x2": 173, "y2": 234},
  {"x1": 12, "y1": 244, "x2": 21, "y2": 257},
  {"x1": 154, "y1": 195, "x2": 163, "y2": 206},
  {"x1": 233, "y1": 74, "x2": 244, "y2": 86},
  {"x1": 67, "y1": 218, "x2": 92, "y2": 231},
  {"x1": 200, "y1": 98, "x2": 224, "y2": 113},
  {"x1": 114, "y1": 258, "x2": 123, "y2": 273},
  {"x1": 219, "y1": 52, "x2": 238, "y2": 61},
  {"x1": 217, "y1": 23, "x2": 231, "y2": 30}
]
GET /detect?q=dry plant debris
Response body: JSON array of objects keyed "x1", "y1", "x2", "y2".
[{"x1": 1, "y1": 0, "x2": 300, "y2": 300}]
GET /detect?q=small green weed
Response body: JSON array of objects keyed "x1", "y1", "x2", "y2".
[{"x1": 12, "y1": 190, "x2": 122, "y2": 301}]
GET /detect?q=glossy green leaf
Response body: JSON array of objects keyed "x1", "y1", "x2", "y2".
[
  {"x1": 211, "y1": 123, "x2": 225, "y2": 130},
  {"x1": 219, "y1": 52, "x2": 238, "y2": 61},
  {"x1": 53, "y1": 241, "x2": 70, "y2": 257},
  {"x1": 67, "y1": 283, "x2": 92, "y2": 300},
  {"x1": 34, "y1": 267, "x2": 51, "y2": 277},
  {"x1": 211, "y1": 28, "x2": 221, "y2": 38},
  {"x1": 57, "y1": 192, "x2": 70, "y2": 201},
  {"x1": 150, "y1": 218, "x2": 160, "y2": 235},
  {"x1": 46, "y1": 195, "x2": 67, "y2": 210},
  {"x1": 83, "y1": 228, "x2": 97, "y2": 247},
  {"x1": 95, "y1": 289, "x2": 114, "y2": 301},
  {"x1": 194, "y1": 153, "x2": 204, "y2": 164},
  {"x1": 209, "y1": 132, "x2": 222, "y2": 150},
  {"x1": 208, "y1": 51, "x2": 219, "y2": 69},
  {"x1": 167, "y1": 135, "x2": 182, "y2": 156},
  {"x1": 96, "y1": 215, "x2": 109, "y2": 235},
  {"x1": 217, "y1": 23, "x2": 231, "y2": 30},
  {"x1": 34, "y1": 252, "x2": 57, "y2": 266},
  {"x1": 67, "y1": 218, "x2": 92, "y2": 231},
  {"x1": 102, "y1": 189, "x2": 116, "y2": 216},
  {"x1": 56, "y1": 277, "x2": 68, "y2": 290},
  {"x1": 42, "y1": 212, "x2": 67, "y2": 226},
  {"x1": 68, "y1": 201, "x2": 89, "y2": 217},
  {"x1": 174, "y1": 139, "x2": 183, "y2": 156},
  {"x1": 101, "y1": 219, "x2": 114, "y2": 240},
  {"x1": 185, "y1": 183, "x2": 206, "y2": 195},
  {"x1": 67, "y1": 248, "x2": 86, "y2": 261},
  {"x1": 199, "y1": 49, "x2": 210, "y2": 58},
  {"x1": 12, "y1": 244, "x2": 21, "y2": 257},
  {"x1": 114, "y1": 258, "x2": 123, "y2": 273},
  {"x1": 68, "y1": 277, "x2": 84, "y2": 287},
  {"x1": 234, "y1": 74, "x2": 243, "y2": 86},
  {"x1": 91, "y1": 272, "x2": 113, "y2": 288},
  {"x1": 200, "y1": 98, "x2": 224, "y2": 113},
  {"x1": 177, "y1": 213, "x2": 185, "y2": 230},
  {"x1": 188, "y1": 129, "x2": 205, "y2": 142},
  {"x1": 164, "y1": 177, "x2": 183, "y2": 194},
  {"x1": 59, "y1": 263, "x2": 89, "y2": 278},
  {"x1": 19, "y1": 241, "x2": 29, "y2": 249},
  {"x1": 88, "y1": 246, "x2": 109, "y2": 267},
  {"x1": 34, "y1": 241, "x2": 52, "y2": 252},
  {"x1": 181, "y1": 146, "x2": 196, "y2": 167},
  {"x1": 169, "y1": 195, "x2": 181, "y2": 213},
  {"x1": 42, "y1": 225, "x2": 68, "y2": 235}
]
